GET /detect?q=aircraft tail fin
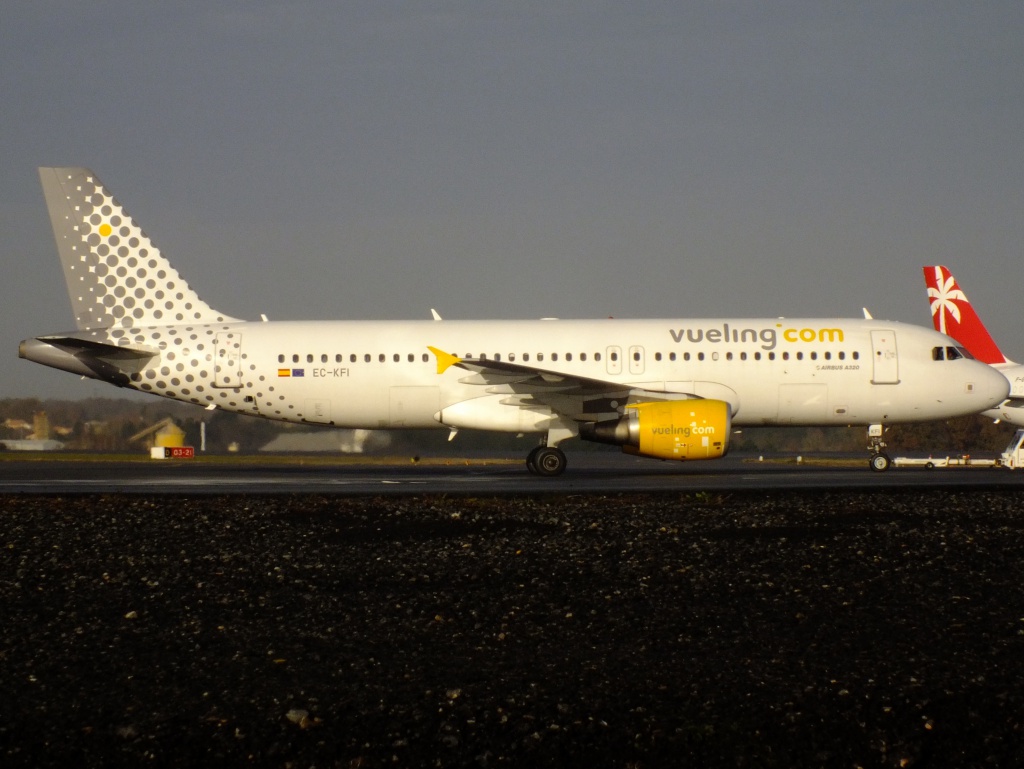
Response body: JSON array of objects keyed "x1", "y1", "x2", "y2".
[
  {"x1": 923, "y1": 265, "x2": 1009, "y2": 365},
  {"x1": 38, "y1": 167, "x2": 238, "y2": 330}
]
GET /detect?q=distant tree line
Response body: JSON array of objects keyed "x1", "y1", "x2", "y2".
[{"x1": 0, "y1": 398, "x2": 1017, "y2": 456}]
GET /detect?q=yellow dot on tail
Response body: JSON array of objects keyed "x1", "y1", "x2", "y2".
[{"x1": 99, "y1": 223, "x2": 112, "y2": 237}]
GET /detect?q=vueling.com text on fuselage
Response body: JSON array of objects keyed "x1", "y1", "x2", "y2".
[{"x1": 668, "y1": 324, "x2": 845, "y2": 351}]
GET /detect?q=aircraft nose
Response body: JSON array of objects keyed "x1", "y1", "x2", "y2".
[{"x1": 974, "y1": 361, "x2": 1011, "y2": 407}]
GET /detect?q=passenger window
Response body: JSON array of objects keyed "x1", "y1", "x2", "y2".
[
  {"x1": 566, "y1": 353, "x2": 572, "y2": 362},
  {"x1": 364, "y1": 354, "x2": 371, "y2": 363},
  {"x1": 595, "y1": 352, "x2": 601, "y2": 362},
  {"x1": 278, "y1": 354, "x2": 285, "y2": 363},
  {"x1": 580, "y1": 353, "x2": 587, "y2": 362},
  {"x1": 350, "y1": 354, "x2": 357, "y2": 363},
  {"x1": 552, "y1": 353, "x2": 558, "y2": 362},
  {"x1": 322, "y1": 354, "x2": 328, "y2": 363},
  {"x1": 379, "y1": 354, "x2": 386, "y2": 363},
  {"x1": 523, "y1": 353, "x2": 530, "y2": 362},
  {"x1": 307, "y1": 354, "x2": 314, "y2": 363},
  {"x1": 292, "y1": 354, "x2": 299, "y2": 364}
]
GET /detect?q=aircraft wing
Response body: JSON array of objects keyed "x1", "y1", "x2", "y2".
[{"x1": 428, "y1": 346, "x2": 710, "y2": 421}]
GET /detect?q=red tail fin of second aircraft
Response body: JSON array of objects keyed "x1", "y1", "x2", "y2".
[{"x1": 923, "y1": 265, "x2": 1008, "y2": 365}]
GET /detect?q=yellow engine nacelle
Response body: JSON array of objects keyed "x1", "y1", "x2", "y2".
[{"x1": 580, "y1": 399, "x2": 731, "y2": 461}]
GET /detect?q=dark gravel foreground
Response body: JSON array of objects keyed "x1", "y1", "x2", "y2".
[{"x1": 2, "y1": 491, "x2": 1024, "y2": 769}]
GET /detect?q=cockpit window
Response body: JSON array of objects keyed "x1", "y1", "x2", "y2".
[{"x1": 932, "y1": 346, "x2": 975, "y2": 361}]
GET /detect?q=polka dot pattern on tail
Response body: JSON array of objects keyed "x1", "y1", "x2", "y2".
[{"x1": 44, "y1": 168, "x2": 237, "y2": 330}]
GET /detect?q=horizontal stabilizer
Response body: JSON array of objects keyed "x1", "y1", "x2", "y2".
[
  {"x1": 19, "y1": 335, "x2": 158, "y2": 386},
  {"x1": 39, "y1": 336, "x2": 158, "y2": 359}
]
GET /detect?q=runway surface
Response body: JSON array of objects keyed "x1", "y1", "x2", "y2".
[{"x1": 2, "y1": 452, "x2": 1024, "y2": 494}]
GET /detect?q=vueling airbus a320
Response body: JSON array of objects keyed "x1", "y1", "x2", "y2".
[{"x1": 20, "y1": 168, "x2": 1008, "y2": 474}]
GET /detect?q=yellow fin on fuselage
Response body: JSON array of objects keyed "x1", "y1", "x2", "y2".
[{"x1": 428, "y1": 346, "x2": 462, "y2": 375}]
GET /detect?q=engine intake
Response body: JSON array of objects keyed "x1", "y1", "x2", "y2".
[{"x1": 580, "y1": 399, "x2": 731, "y2": 461}]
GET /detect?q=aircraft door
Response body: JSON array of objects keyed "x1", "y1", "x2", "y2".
[
  {"x1": 629, "y1": 345, "x2": 645, "y2": 375},
  {"x1": 870, "y1": 330, "x2": 899, "y2": 384},
  {"x1": 214, "y1": 333, "x2": 242, "y2": 388}
]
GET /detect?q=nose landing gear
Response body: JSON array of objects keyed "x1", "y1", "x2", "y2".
[{"x1": 867, "y1": 423, "x2": 891, "y2": 472}]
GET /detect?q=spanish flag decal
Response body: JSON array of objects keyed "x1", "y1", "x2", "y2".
[{"x1": 278, "y1": 369, "x2": 291, "y2": 377}]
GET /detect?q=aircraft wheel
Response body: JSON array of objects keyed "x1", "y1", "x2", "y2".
[
  {"x1": 533, "y1": 446, "x2": 567, "y2": 477},
  {"x1": 869, "y1": 452, "x2": 891, "y2": 472},
  {"x1": 526, "y1": 446, "x2": 541, "y2": 475}
]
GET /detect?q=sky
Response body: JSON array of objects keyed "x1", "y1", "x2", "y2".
[{"x1": 4, "y1": 2, "x2": 1024, "y2": 399}]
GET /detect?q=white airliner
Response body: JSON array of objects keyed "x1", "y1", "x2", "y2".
[
  {"x1": 924, "y1": 265, "x2": 1024, "y2": 426},
  {"x1": 19, "y1": 168, "x2": 1008, "y2": 474}
]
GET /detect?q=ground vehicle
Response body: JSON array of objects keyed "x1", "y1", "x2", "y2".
[{"x1": 894, "y1": 428, "x2": 1024, "y2": 469}]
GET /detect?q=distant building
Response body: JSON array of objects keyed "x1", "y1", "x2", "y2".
[
  {"x1": 0, "y1": 411, "x2": 64, "y2": 450},
  {"x1": 130, "y1": 418, "x2": 187, "y2": 450},
  {"x1": 31, "y1": 411, "x2": 50, "y2": 441},
  {"x1": 260, "y1": 428, "x2": 389, "y2": 453},
  {"x1": 0, "y1": 439, "x2": 64, "y2": 451}
]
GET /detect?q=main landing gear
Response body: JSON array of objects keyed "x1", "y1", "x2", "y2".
[
  {"x1": 525, "y1": 424, "x2": 576, "y2": 477},
  {"x1": 867, "y1": 423, "x2": 891, "y2": 472},
  {"x1": 526, "y1": 445, "x2": 567, "y2": 477}
]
